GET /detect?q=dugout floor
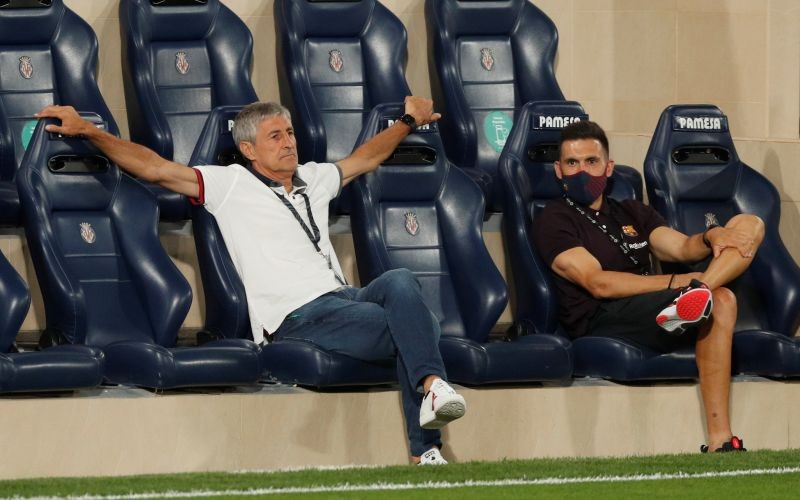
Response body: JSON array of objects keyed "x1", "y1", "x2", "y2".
[{"x1": 0, "y1": 376, "x2": 798, "y2": 480}]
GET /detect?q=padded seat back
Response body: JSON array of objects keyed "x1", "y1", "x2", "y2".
[
  {"x1": 351, "y1": 103, "x2": 507, "y2": 341},
  {"x1": 274, "y1": 0, "x2": 410, "y2": 165},
  {"x1": 499, "y1": 101, "x2": 637, "y2": 335},
  {"x1": 426, "y1": 0, "x2": 563, "y2": 210},
  {"x1": 120, "y1": 0, "x2": 257, "y2": 165},
  {"x1": 0, "y1": 0, "x2": 117, "y2": 182},
  {"x1": 189, "y1": 106, "x2": 251, "y2": 339},
  {"x1": 17, "y1": 116, "x2": 192, "y2": 347},
  {"x1": 0, "y1": 247, "x2": 29, "y2": 354},
  {"x1": 645, "y1": 105, "x2": 800, "y2": 335}
]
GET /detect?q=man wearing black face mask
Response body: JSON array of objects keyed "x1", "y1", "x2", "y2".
[{"x1": 534, "y1": 120, "x2": 764, "y2": 454}]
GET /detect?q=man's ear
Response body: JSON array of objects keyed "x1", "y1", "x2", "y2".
[
  {"x1": 605, "y1": 159, "x2": 615, "y2": 178},
  {"x1": 554, "y1": 160, "x2": 563, "y2": 180},
  {"x1": 239, "y1": 141, "x2": 256, "y2": 161}
]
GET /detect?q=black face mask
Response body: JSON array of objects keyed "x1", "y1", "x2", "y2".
[{"x1": 560, "y1": 170, "x2": 608, "y2": 205}]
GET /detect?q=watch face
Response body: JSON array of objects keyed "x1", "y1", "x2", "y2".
[{"x1": 401, "y1": 114, "x2": 416, "y2": 128}]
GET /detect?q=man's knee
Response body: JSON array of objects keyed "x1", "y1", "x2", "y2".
[
  {"x1": 727, "y1": 213, "x2": 765, "y2": 244},
  {"x1": 380, "y1": 268, "x2": 420, "y2": 291},
  {"x1": 711, "y1": 287, "x2": 737, "y2": 328}
]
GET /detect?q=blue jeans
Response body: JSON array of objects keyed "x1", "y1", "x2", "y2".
[{"x1": 273, "y1": 268, "x2": 446, "y2": 456}]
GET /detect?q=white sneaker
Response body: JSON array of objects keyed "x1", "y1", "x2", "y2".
[
  {"x1": 417, "y1": 447, "x2": 448, "y2": 465},
  {"x1": 419, "y1": 378, "x2": 466, "y2": 429}
]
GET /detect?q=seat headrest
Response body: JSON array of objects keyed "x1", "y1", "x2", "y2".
[
  {"x1": 648, "y1": 105, "x2": 741, "y2": 201},
  {"x1": 0, "y1": 0, "x2": 63, "y2": 45},
  {"x1": 19, "y1": 115, "x2": 121, "y2": 211},
  {"x1": 357, "y1": 103, "x2": 448, "y2": 201},
  {"x1": 189, "y1": 105, "x2": 247, "y2": 166},
  {"x1": 280, "y1": 0, "x2": 377, "y2": 37},
  {"x1": 437, "y1": 0, "x2": 525, "y2": 35},
  {"x1": 131, "y1": 0, "x2": 220, "y2": 42}
]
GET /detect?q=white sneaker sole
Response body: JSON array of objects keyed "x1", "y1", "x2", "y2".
[{"x1": 420, "y1": 396, "x2": 466, "y2": 430}]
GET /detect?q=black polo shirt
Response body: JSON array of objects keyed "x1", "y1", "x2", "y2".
[{"x1": 533, "y1": 197, "x2": 667, "y2": 338}]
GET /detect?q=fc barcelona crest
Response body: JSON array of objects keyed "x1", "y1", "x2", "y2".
[
  {"x1": 480, "y1": 48, "x2": 494, "y2": 71},
  {"x1": 175, "y1": 51, "x2": 190, "y2": 75},
  {"x1": 19, "y1": 56, "x2": 33, "y2": 79},
  {"x1": 404, "y1": 211, "x2": 419, "y2": 236},
  {"x1": 622, "y1": 225, "x2": 638, "y2": 237},
  {"x1": 79, "y1": 222, "x2": 96, "y2": 244},
  {"x1": 329, "y1": 49, "x2": 344, "y2": 73}
]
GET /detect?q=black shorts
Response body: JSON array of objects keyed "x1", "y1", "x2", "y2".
[{"x1": 587, "y1": 287, "x2": 698, "y2": 353}]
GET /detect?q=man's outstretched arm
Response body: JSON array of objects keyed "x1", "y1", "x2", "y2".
[
  {"x1": 551, "y1": 246, "x2": 701, "y2": 299},
  {"x1": 336, "y1": 96, "x2": 441, "y2": 186},
  {"x1": 35, "y1": 105, "x2": 199, "y2": 199}
]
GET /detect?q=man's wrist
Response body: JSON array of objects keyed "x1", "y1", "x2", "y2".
[
  {"x1": 702, "y1": 225, "x2": 720, "y2": 248},
  {"x1": 398, "y1": 113, "x2": 417, "y2": 130}
]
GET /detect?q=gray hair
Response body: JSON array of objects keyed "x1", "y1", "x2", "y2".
[{"x1": 232, "y1": 102, "x2": 293, "y2": 145}]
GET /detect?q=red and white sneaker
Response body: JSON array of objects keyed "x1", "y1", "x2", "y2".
[
  {"x1": 419, "y1": 379, "x2": 466, "y2": 430},
  {"x1": 656, "y1": 279, "x2": 713, "y2": 335}
]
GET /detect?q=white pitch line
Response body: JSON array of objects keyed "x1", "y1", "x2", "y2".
[{"x1": 14, "y1": 466, "x2": 800, "y2": 500}]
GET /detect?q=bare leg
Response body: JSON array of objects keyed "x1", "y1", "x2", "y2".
[
  {"x1": 701, "y1": 214, "x2": 764, "y2": 289},
  {"x1": 695, "y1": 287, "x2": 737, "y2": 449}
]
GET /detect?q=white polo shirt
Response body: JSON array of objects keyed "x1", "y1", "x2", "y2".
[{"x1": 192, "y1": 162, "x2": 345, "y2": 344}]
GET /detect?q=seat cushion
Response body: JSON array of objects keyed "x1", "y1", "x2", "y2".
[
  {"x1": 102, "y1": 339, "x2": 261, "y2": 389},
  {"x1": 439, "y1": 334, "x2": 573, "y2": 385},
  {"x1": 0, "y1": 345, "x2": 104, "y2": 393},
  {"x1": 573, "y1": 336, "x2": 698, "y2": 381},
  {"x1": 733, "y1": 330, "x2": 800, "y2": 377},
  {"x1": 260, "y1": 339, "x2": 396, "y2": 388}
]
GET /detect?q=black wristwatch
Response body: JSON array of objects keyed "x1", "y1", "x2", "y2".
[{"x1": 398, "y1": 113, "x2": 417, "y2": 130}]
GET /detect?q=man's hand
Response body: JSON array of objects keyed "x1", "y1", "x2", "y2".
[
  {"x1": 670, "y1": 272, "x2": 704, "y2": 289},
  {"x1": 705, "y1": 226, "x2": 757, "y2": 259},
  {"x1": 35, "y1": 105, "x2": 96, "y2": 138},
  {"x1": 403, "y1": 96, "x2": 441, "y2": 127}
]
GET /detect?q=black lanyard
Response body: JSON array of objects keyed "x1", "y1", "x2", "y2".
[
  {"x1": 263, "y1": 177, "x2": 346, "y2": 285},
  {"x1": 270, "y1": 189, "x2": 321, "y2": 253},
  {"x1": 564, "y1": 196, "x2": 648, "y2": 273}
]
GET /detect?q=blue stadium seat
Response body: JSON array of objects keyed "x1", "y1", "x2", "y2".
[
  {"x1": 17, "y1": 116, "x2": 262, "y2": 390},
  {"x1": 644, "y1": 104, "x2": 800, "y2": 377},
  {"x1": 273, "y1": 0, "x2": 478, "y2": 214},
  {"x1": 188, "y1": 106, "x2": 396, "y2": 387},
  {"x1": 0, "y1": 0, "x2": 118, "y2": 226},
  {"x1": 425, "y1": 0, "x2": 642, "y2": 211},
  {"x1": 350, "y1": 103, "x2": 572, "y2": 384},
  {"x1": 498, "y1": 101, "x2": 698, "y2": 381},
  {"x1": 0, "y1": 244, "x2": 104, "y2": 393},
  {"x1": 120, "y1": 0, "x2": 258, "y2": 221}
]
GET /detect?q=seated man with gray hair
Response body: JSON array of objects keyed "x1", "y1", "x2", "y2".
[{"x1": 36, "y1": 97, "x2": 465, "y2": 465}]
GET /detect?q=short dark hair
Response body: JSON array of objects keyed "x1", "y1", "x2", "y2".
[{"x1": 558, "y1": 120, "x2": 609, "y2": 159}]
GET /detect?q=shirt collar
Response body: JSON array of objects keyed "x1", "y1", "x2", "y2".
[{"x1": 245, "y1": 163, "x2": 307, "y2": 194}]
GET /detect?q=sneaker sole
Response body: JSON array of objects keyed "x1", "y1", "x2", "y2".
[
  {"x1": 420, "y1": 399, "x2": 466, "y2": 430},
  {"x1": 656, "y1": 289, "x2": 713, "y2": 334}
]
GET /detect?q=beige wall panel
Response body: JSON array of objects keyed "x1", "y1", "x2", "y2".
[
  {"x1": 574, "y1": 0, "x2": 677, "y2": 11},
  {"x1": 712, "y1": 101, "x2": 768, "y2": 138},
  {"x1": 608, "y1": 99, "x2": 677, "y2": 137},
  {"x1": 677, "y1": 0, "x2": 768, "y2": 13},
  {"x1": 573, "y1": 11, "x2": 614, "y2": 102},
  {"x1": 778, "y1": 202, "x2": 800, "y2": 266},
  {"x1": 767, "y1": 5, "x2": 800, "y2": 138},
  {"x1": 676, "y1": 12, "x2": 767, "y2": 121},
  {"x1": 400, "y1": 12, "x2": 433, "y2": 99},
  {"x1": 224, "y1": 0, "x2": 273, "y2": 18},
  {"x1": 245, "y1": 14, "x2": 281, "y2": 103},
  {"x1": 0, "y1": 380, "x2": 796, "y2": 479},
  {"x1": 381, "y1": 0, "x2": 423, "y2": 16}
]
